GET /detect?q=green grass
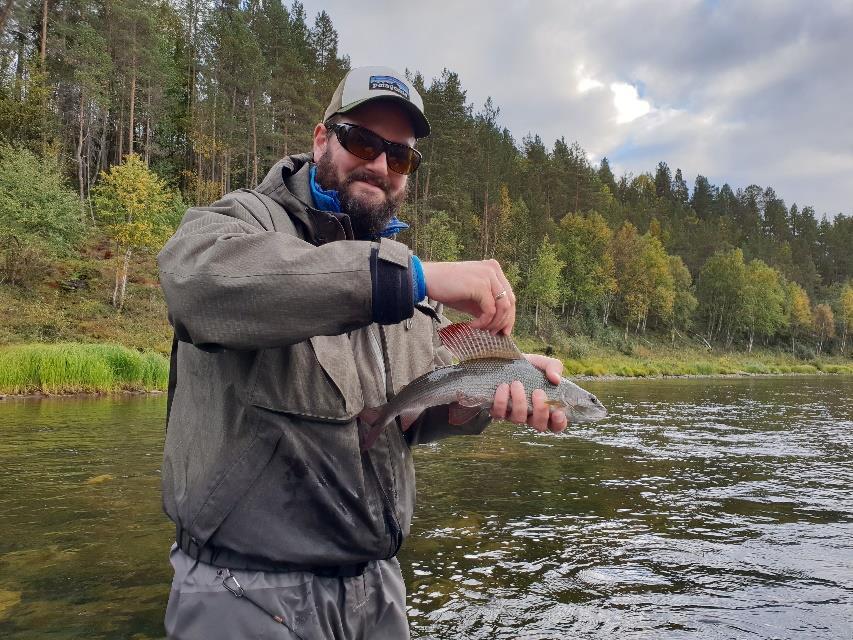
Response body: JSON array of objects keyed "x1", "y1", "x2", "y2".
[
  {"x1": 0, "y1": 343, "x2": 169, "y2": 394},
  {"x1": 517, "y1": 332, "x2": 852, "y2": 380}
]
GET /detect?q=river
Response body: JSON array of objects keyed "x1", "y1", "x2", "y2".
[{"x1": 0, "y1": 376, "x2": 851, "y2": 639}]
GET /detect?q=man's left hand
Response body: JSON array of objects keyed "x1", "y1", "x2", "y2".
[{"x1": 489, "y1": 353, "x2": 569, "y2": 433}]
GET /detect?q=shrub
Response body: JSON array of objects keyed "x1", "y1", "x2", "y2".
[{"x1": 0, "y1": 144, "x2": 84, "y2": 287}]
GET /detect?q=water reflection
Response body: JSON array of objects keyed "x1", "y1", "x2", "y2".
[
  {"x1": 0, "y1": 377, "x2": 851, "y2": 639},
  {"x1": 403, "y1": 377, "x2": 853, "y2": 639}
]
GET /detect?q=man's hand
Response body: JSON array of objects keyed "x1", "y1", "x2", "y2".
[
  {"x1": 420, "y1": 260, "x2": 515, "y2": 335},
  {"x1": 489, "y1": 353, "x2": 569, "y2": 433}
]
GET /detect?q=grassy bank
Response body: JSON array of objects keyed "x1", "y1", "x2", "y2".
[
  {"x1": 0, "y1": 343, "x2": 169, "y2": 395},
  {"x1": 0, "y1": 248, "x2": 851, "y2": 395},
  {"x1": 514, "y1": 333, "x2": 853, "y2": 378},
  {"x1": 2, "y1": 336, "x2": 851, "y2": 397}
]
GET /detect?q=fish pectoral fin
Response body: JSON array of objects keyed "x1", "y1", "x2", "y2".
[
  {"x1": 455, "y1": 392, "x2": 482, "y2": 408},
  {"x1": 399, "y1": 409, "x2": 422, "y2": 431},
  {"x1": 544, "y1": 399, "x2": 564, "y2": 407},
  {"x1": 358, "y1": 406, "x2": 383, "y2": 426},
  {"x1": 448, "y1": 403, "x2": 484, "y2": 426}
]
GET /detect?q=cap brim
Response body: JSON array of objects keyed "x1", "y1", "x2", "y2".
[{"x1": 337, "y1": 95, "x2": 430, "y2": 139}]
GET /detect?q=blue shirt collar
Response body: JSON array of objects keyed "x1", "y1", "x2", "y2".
[{"x1": 309, "y1": 164, "x2": 410, "y2": 239}]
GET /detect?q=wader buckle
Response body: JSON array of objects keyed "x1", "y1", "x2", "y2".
[{"x1": 222, "y1": 569, "x2": 245, "y2": 598}]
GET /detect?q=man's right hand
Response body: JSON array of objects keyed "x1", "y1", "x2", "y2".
[{"x1": 420, "y1": 259, "x2": 516, "y2": 335}]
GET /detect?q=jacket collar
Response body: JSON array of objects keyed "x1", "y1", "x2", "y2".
[{"x1": 255, "y1": 154, "x2": 354, "y2": 245}]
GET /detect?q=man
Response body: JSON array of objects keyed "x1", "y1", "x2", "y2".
[{"x1": 158, "y1": 65, "x2": 568, "y2": 639}]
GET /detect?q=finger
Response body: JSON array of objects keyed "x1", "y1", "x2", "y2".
[
  {"x1": 470, "y1": 307, "x2": 496, "y2": 332},
  {"x1": 549, "y1": 409, "x2": 568, "y2": 433},
  {"x1": 485, "y1": 272, "x2": 510, "y2": 335},
  {"x1": 545, "y1": 358, "x2": 563, "y2": 385},
  {"x1": 509, "y1": 381, "x2": 527, "y2": 424},
  {"x1": 491, "y1": 292, "x2": 512, "y2": 336},
  {"x1": 491, "y1": 383, "x2": 510, "y2": 419},
  {"x1": 471, "y1": 286, "x2": 498, "y2": 332},
  {"x1": 493, "y1": 272, "x2": 515, "y2": 336},
  {"x1": 498, "y1": 283, "x2": 516, "y2": 336},
  {"x1": 525, "y1": 354, "x2": 563, "y2": 385},
  {"x1": 528, "y1": 389, "x2": 549, "y2": 432}
]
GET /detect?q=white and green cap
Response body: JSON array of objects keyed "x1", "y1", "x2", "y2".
[{"x1": 323, "y1": 65, "x2": 430, "y2": 138}]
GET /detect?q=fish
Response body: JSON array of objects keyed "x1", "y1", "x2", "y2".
[{"x1": 359, "y1": 323, "x2": 607, "y2": 449}]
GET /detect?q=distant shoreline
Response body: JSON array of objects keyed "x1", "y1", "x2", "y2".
[{"x1": 2, "y1": 370, "x2": 849, "y2": 401}]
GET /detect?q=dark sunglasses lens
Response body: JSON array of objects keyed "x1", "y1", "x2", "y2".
[
  {"x1": 386, "y1": 146, "x2": 420, "y2": 175},
  {"x1": 343, "y1": 126, "x2": 383, "y2": 162}
]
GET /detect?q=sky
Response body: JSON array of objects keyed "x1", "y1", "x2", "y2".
[{"x1": 301, "y1": 0, "x2": 853, "y2": 220}]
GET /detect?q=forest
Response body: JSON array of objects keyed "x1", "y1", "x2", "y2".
[{"x1": 1, "y1": 0, "x2": 852, "y2": 371}]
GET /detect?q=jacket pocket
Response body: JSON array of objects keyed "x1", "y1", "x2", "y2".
[
  {"x1": 248, "y1": 334, "x2": 364, "y2": 421},
  {"x1": 386, "y1": 306, "x2": 439, "y2": 394}
]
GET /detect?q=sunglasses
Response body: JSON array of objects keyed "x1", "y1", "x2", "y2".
[{"x1": 324, "y1": 122, "x2": 422, "y2": 175}]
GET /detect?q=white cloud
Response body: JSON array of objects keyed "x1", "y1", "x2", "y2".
[
  {"x1": 578, "y1": 77, "x2": 604, "y2": 93},
  {"x1": 610, "y1": 82, "x2": 651, "y2": 124},
  {"x1": 576, "y1": 65, "x2": 604, "y2": 93}
]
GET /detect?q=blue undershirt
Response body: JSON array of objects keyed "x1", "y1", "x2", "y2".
[{"x1": 309, "y1": 165, "x2": 426, "y2": 302}]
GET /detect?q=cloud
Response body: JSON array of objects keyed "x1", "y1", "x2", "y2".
[
  {"x1": 302, "y1": 0, "x2": 853, "y2": 217},
  {"x1": 610, "y1": 83, "x2": 651, "y2": 124}
]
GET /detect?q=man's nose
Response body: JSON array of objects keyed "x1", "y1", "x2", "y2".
[{"x1": 363, "y1": 151, "x2": 389, "y2": 175}]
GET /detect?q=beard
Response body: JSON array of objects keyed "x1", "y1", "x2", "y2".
[{"x1": 315, "y1": 148, "x2": 408, "y2": 239}]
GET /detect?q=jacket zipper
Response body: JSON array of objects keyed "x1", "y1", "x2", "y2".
[{"x1": 366, "y1": 324, "x2": 404, "y2": 557}]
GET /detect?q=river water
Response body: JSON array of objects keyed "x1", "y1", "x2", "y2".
[{"x1": 0, "y1": 376, "x2": 851, "y2": 639}]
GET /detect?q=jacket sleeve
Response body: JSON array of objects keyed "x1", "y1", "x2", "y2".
[
  {"x1": 404, "y1": 303, "x2": 492, "y2": 445},
  {"x1": 157, "y1": 194, "x2": 414, "y2": 350}
]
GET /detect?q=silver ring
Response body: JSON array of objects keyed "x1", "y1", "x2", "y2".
[{"x1": 495, "y1": 290, "x2": 507, "y2": 300}]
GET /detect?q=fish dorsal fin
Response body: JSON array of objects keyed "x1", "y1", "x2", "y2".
[{"x1": 438, "y1": 323, "x2": 524, "y2": 362}]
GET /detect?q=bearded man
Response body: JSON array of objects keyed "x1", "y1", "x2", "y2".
[{"x1": 158, "y1": 65, "x2": 568, "y2": 639}]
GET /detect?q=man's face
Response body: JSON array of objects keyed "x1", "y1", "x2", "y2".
[{"x1": 312, "y1": 100, "x2": 416, "y2": 238}]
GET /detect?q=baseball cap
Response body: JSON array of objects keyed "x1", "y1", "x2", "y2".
[{"x1": 323, "y1": 66, "x2": 431, "y2": 139}]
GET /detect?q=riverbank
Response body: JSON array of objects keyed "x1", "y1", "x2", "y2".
[
  {"x1": 2, "y1": 253, "x2": 852, "y2": 395},
  {"x1": 0, "y1": 343, "x2": 168, "y2": 395},
  {"x1": 1, "y1": 338, "x2": 850, "y2": 397},
  {"x1": 514, "y1": 333, "x2": 853, "y2": 378}
]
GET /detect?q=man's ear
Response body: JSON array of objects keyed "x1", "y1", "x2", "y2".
[{"x1": 312, "y1": 122, "x2": 329, "y2": 160}]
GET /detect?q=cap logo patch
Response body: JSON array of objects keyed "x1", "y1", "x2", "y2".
[{"x1": 369, "y1": 75, "x2": 410, "y2": 100}]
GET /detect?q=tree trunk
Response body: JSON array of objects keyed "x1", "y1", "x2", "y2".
[
  {"x1": 481, "y1": 192, "x2": 488, "y2": 259},
  {"x1": 112, "y1": 248, "x2": 132, "y2": 310},
  {"x1": 143, "y1": 84, "x2": 151, "y2": 165},
  {"x1": 76, "y1": 91, "x2": 86, "y2": 219},
  {"x1": 117, "y1": 98, "x2": 125, "y2": 162},
  {"x1": 0, "y1": 0, "x2": 14, "y2": 35},
  {"x1": 40, "y1": 0, "x2": 49, "y2": 69},
  {"x1": 94, "y1": 106, "x2": 108, "y2": 186},
  {"x1": 250, "y1": 91, "x2": 258, "y2": 187},
  {"x1": 128, "y1": 61, "x2": 137, "y2": 154},
  {"x1": 39, "y1": 0, "x2": 50, "y2": 153}
]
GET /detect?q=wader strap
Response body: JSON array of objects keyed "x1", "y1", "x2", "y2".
[{"x1": 176, "y1": 526, "x2": 369, "y2": 578}]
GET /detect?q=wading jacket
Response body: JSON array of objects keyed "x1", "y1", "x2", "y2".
[{"x1": 157, "y1": 154, "x2": 490, "y2": 569}]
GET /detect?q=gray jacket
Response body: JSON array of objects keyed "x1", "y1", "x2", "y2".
[{"x1": 157, "y1": 154, "x2": 490, "y2": 568}]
